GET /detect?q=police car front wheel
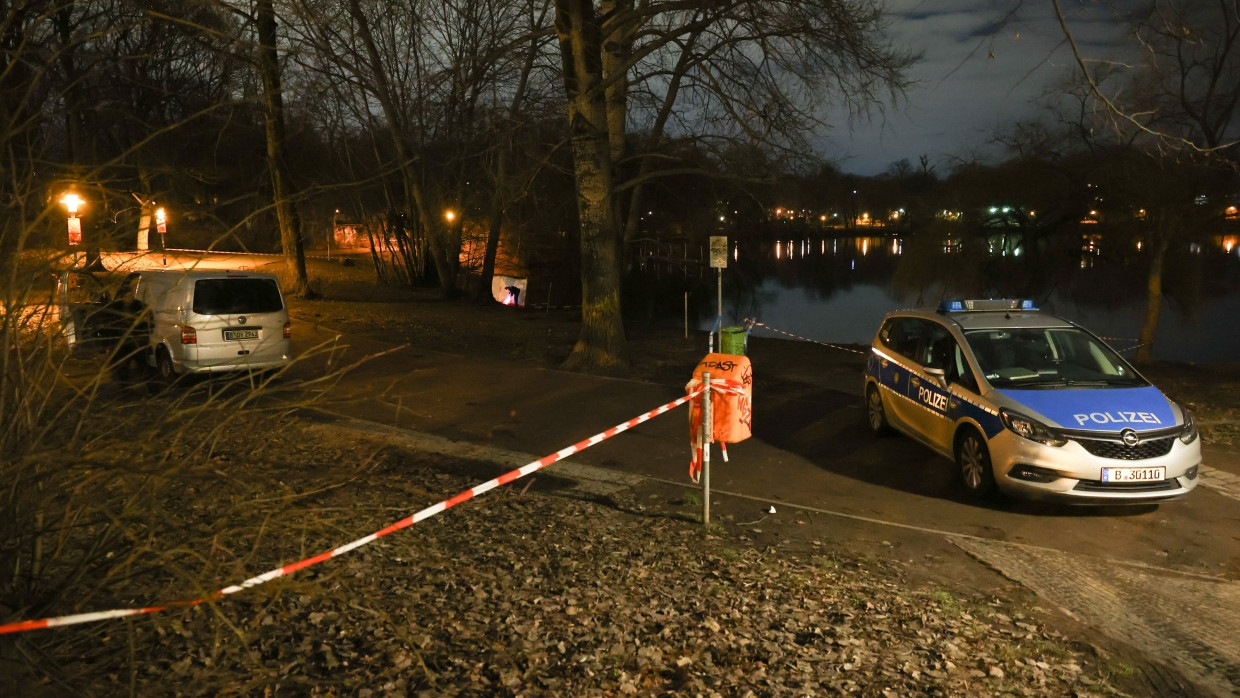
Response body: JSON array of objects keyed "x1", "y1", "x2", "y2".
[
  {"x1": 957, "y1": 430, "x2": 996, "y2": 498},
  {"x1": 866, "y1": 385, "x2": 891, "y2": 436}
]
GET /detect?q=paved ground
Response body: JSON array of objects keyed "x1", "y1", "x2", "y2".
[
  {"x1": 282, "y1": 309, "x2": 1240, "y2": 696},
  {"x1": 950, "y1": 536, "x2": 1240, "y2": 697}
]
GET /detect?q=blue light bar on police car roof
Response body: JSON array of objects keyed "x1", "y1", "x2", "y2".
[{"x1": 938, "y1": 299, "x2": 1038, "y2": 313}]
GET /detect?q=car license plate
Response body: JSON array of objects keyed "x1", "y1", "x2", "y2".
[
  {"x1": 1100, "y1": 466, "x2": 1166, "y2": 483},
  {"x1": 223, "y1": 328, "x2": 260, "y2": 341}
]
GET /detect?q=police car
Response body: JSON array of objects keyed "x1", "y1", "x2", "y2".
[{"x1": 863, "y1": 299, "x2": 1200, "y2": 503}]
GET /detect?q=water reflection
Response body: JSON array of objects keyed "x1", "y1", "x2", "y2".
[{"x1": 672, "y1": 230, "x2": 1240, "y2": 364}]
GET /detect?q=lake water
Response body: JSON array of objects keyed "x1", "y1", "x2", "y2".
[{"x1": 671, "y1": 234, "x2": 1240, "y2": 365}]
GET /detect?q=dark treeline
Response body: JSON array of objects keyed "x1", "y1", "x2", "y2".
[
  {"x1": 2, "y1": 0, "x2": 919, "y2": 370},
  {"x1": 3, "y1": 1, "x2": 1236, "y2": 367}
]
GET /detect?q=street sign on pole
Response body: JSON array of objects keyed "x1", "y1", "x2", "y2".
[{"x1": 709, "y1": 236, "x2": 727, "y2": 268}]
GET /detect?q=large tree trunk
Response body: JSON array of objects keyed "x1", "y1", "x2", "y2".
[
  {"x1": 556, "y1": 0, "x2": 629, "y2": 371},
  {"x1": 1135, "y1": 226, "x2": 1172, "y2": 366},
  {"x1": 256, "y1": 0, "x2": 315, "y2": 298}
]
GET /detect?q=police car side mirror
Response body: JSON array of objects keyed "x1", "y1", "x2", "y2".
[{"x1": 924, "y1": 366, "x2": 947, "y2": 388}]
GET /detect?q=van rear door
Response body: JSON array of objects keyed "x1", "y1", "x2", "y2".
[{"x1": 190, "y1": 276, "x2": 287, "y2": 368}]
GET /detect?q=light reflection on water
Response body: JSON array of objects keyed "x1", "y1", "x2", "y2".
[{"x1": 690, "y1": 235, "x2": 1240, "y2": 364}]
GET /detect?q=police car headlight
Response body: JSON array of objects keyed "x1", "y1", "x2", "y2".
[
  {"x1": 1178, "y1": 408, "x2": 1199, "y2": 445},
  {"x1": 1000, "y1": 409, "x2": 1067, "y2": 447}
]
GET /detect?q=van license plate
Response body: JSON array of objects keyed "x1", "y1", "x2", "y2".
[
  {"x1": 224, "y1": 329, "x2": 260, "y2": 341},
  {"x1": 1100, "y1": 466, "x2": 1165, "y2": 483}
]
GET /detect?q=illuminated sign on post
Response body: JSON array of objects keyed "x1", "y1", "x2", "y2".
[
  {"x1": 60, "y1": 192, "x2": 84, "y2": 246},
  {"x1": 709, "y1": 236, "x2": 728, "y2": 269}
]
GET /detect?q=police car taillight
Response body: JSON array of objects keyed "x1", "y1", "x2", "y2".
[
  {"x1": 181, "y1": 325, "x2": 197, "y2": 344},
  {"x1": 283, "y1": 320, "x2": 291, "y2": 339}
]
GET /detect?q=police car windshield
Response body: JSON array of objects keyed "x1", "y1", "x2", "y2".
[{"x1": 964, "y1": 327, "x2": 1147, "y2": 389}]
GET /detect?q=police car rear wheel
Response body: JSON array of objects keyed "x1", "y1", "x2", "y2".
[
  {"x1": 957, "y1": 430, "x2": 996, "y2": 497},
  {"x1": 866, "y1": 385, "x2": 891, "y2": 435}
]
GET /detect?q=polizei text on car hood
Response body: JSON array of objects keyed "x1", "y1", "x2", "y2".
[{"x1": 994, "y1": 386, "x2": 1176, "y2": 432}]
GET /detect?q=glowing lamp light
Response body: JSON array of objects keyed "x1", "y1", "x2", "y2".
[
  {"x1": 60, "y1": 192, "x2": 84, "y2": 215},
  {"x1": 444, "y1": 209, "x2": 456, "y2": 223},
  {"x1": 155, "y1": 207, "x2": 167, "y2": 233}
]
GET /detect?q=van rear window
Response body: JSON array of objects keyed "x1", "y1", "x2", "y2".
[{"x1": 192, "y1": 278, "x2": 283, "y2": 315}]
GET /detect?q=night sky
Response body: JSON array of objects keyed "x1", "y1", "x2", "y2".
[{"x1": 827, "y1": 0, "x2": 1133, "y2": 176}]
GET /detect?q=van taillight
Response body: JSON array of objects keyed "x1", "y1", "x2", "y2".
[
  {"x1": 283, "y1": 320, "x2": 291, "y2": 339},
  {"x1": 181, "y1": 325, "x2": 197, "y2": 344}
]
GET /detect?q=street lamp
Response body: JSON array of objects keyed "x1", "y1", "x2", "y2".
[
  {"x1": 444, "y1": 209, "x2": 456, "y2": 223},
  {"x1": 60, "y1": 192, "x2": 84, "y2": 247},
  {"x1": 155, "y1": 207, "x2": 167, "y2": 265}
]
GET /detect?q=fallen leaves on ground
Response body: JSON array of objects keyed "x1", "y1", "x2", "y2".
[{"x1": 17, "y1": 419, "x2": 1130, "y2": 696}]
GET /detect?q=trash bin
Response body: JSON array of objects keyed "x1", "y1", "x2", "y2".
[{"x1": 720, "y1": 325, "x2": 747, "y2": 356}]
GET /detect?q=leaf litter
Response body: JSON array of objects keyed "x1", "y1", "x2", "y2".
[{"x1": 14, "y1": 416, "x2": 1138, "y2": 696}]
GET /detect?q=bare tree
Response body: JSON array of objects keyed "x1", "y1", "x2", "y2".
[
  {"x1": 476, "y1": 1, "x2": 557, "y2": 303},
  {"x1": 554, "y1": 0, "x2": 914, "y2": 370},
  {"x1": 254, "y1": 0, "x2": 315, "y2": 298},
  {"x1": 289, "y1": 0, "x2": 558, "y2": 297},
  {"x1": 1054, "y1": 0, "x2": 1240, "y2": 364},
  {"x1": 610, "y1": 0, "x2": 915, "y2": 243}
]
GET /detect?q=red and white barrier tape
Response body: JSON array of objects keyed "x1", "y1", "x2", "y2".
[
  {"x1": 748, "y1": 320, "x2": 867, "y2": 356},
  {"x1": 684, "y1": 376, "x2": 747, "y2": 397},
  {"x1": 0, "y1": 389, "x2": 703, "y2": 636},
  {"x1": 685, "y1": 377, "x2": 747, "y2": 483}
]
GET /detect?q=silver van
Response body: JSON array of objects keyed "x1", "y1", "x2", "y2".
[{"x1": 120, "y1": 269, "x2": 292, "y2": 378}]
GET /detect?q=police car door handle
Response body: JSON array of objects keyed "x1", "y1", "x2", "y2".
[
  {"x1": 910, "y1": 377, "x2": 920, "y2": 387},
  {"x1": 949, "y1": 397, "x2": 960, "y2": 409}
]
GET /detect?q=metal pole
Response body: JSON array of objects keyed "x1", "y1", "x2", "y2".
[
  {"x1": 330, "y1": 209, "x2": 338, "y2": 261},
  {"x1": 684, "y1": 291, "x2": 689, "y2": 339},
  {"x1": 702, "y1": 371, "x2": 712, "y2": 525}
]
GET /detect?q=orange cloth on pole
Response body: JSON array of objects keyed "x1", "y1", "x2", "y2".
[{"x1": 688, "y1": 353, "x2": 753, "y2": 444}]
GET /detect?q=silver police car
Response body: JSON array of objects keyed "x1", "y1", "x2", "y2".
[{"x1": 863, "y1": 299, "x2": 1200, "y2": 503}]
